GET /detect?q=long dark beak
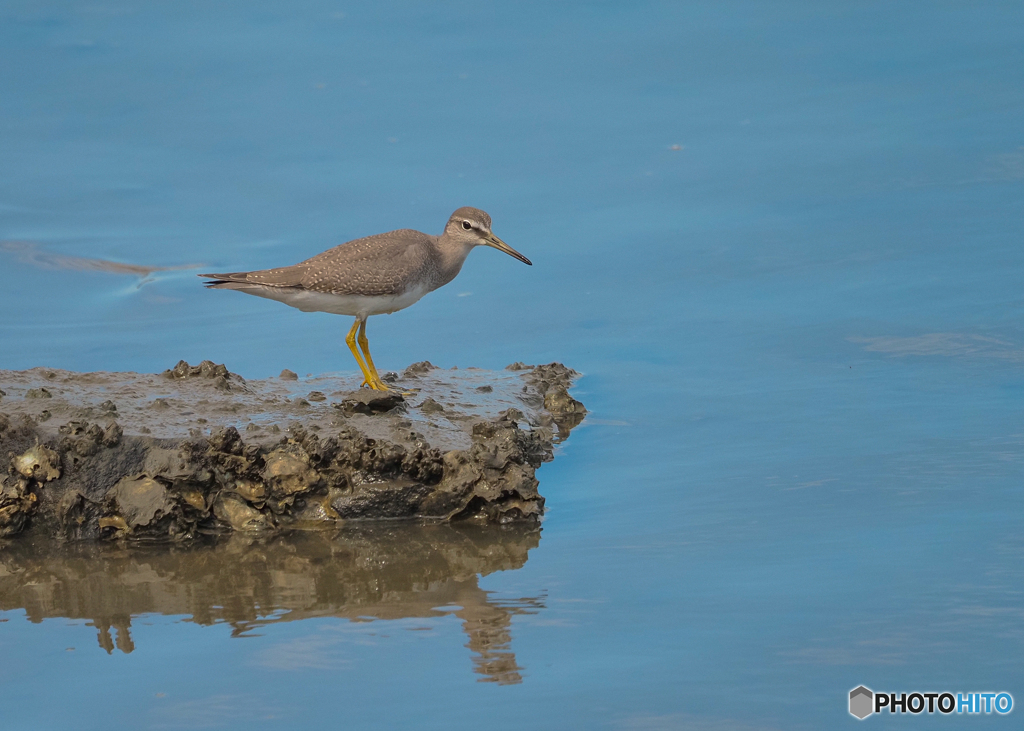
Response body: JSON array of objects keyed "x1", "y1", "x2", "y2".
[{"x1": 484, "y1": 233, "x2": 532, "y2": 266}]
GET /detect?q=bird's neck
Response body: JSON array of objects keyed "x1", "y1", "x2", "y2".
[{"x1": 434, "y1": 235, "x2": 474, "y2": 288}]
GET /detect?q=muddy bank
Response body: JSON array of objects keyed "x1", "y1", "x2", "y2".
[{"x1": 0, "y1": 361, "x2": 585, "y2": 541}]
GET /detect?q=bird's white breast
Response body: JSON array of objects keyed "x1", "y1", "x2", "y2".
[{"x1": 244, "y1": 282, "x2": 431, "y2": 317}]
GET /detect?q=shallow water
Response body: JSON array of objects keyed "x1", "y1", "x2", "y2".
[{"x1": 2, "y1": 1, "x2": 1023, "y2": 728}]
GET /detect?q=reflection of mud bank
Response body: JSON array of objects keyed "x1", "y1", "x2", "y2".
[
  {"x1": 0, "y1": 524, "x2": 543, "y2": 684},
  {"x1": 0, "y1": 361, "x2": 585, "y2": 540}
]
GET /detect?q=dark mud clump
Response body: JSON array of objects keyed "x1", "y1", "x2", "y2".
[
  {"x1": 403, "y1": 361, "x2": 436, "y2": 377},
  {"x1": 338, "y1": 390, "x2": 405, "y2": 416},
  {"x1": 163, "y1": 359, "x2": 243, "y2": 392},
  {"x1": 0, "y1": 360, "x2": 584, "y2": 542},
  {"x1": 507, "y1": 362, "x2": 588, "y2": 437}
]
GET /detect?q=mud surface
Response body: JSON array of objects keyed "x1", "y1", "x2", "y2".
[
  {"x1": 0, "y1": 523, "x2": 542, "y2": 684},
  {"x1": 0, "y1": 361, "x2": 584, "y2": 541}
]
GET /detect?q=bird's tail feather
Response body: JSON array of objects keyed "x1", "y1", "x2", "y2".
[{"x1": 199, "y1": 266, "x2": 308, "y2": 288}]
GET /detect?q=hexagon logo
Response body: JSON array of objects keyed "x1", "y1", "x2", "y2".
[{"x1": 849, "y1": 686, "x2": 874, "y2": 720}]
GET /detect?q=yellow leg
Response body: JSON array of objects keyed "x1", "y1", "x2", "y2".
[
  {"x1": 357, "y1": 319, "x2": 389, "y2": 391},
  {"x1": 345, "y1": 318, "x2": 378, "y2": 390}
]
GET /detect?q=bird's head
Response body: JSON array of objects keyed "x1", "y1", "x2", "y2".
[{"x1": 444, "y1": 207, "x2": 532, "y2": 265}]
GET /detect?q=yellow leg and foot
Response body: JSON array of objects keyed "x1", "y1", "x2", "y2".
[
  {"x1": 357, "y1": 319, "x2": 390, "y2": 391},
  {"x1": 345, "y1": 318, "x2": 380, "y2": 390}
]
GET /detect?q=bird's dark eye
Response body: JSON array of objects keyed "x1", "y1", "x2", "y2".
[{"x1": 462, "y1": 221, "x2": 472, "y2": 230}]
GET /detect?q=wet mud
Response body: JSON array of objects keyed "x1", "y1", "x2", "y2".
[{"x1": 0, "y1": 361, "x2": 584, "y2": 542}]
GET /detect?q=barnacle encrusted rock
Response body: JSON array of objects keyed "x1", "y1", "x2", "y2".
[
  {"x1": 0, "y1": 360, "x2": 584, "y2": 541},
  {"x1": 1, "y1": 441, "x2": 61, "y2": 537},
  {"x1": 12, "y1": 443, "x2": 61, "y2": 482}
]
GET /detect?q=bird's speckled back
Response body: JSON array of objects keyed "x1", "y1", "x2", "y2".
[{"x1": 297, "y1": 229, "x2": 442, "y2": 297}]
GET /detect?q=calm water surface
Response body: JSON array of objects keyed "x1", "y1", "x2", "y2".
[{"x1": 1, "y1": 1, "x2": 1023, "y2": 729}]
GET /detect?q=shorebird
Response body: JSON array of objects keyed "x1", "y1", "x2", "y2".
[{"x1": 201, "y1": 207, "x2": 531, "y2": 391}]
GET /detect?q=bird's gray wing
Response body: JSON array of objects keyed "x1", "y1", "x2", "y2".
[{"x1": 298, "y1": 229, "x2": 437, "y2": 296}]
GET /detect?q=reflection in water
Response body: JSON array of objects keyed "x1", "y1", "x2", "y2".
[
  {"x1": 0, "y1": 524, "x2": 543, "y2": 684},
  {"x1": 0, "y1": 240, "x2": 197, "y2": 276}
]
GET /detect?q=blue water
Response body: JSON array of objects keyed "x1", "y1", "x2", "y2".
[{"x1": 2, "y1": 1, "x2": 1024, "y2": 728}]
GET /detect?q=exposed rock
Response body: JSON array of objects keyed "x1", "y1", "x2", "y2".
[
  {"x1": 522, "y1": 362, "x2": 580, "y2": 394},
  {"x1": 403, "y1": 361, "x2": 436, "y2": 377},
  {"x1": 339, "y1": 390, "x2": 406, "y2": 415},
  {"x1": 12, "y1": 444, "x2": 61, "y2": 482},
  {"x1": 419, "y1": 398, "x2": 445, "y2": 414},
  {"x1": 0, "y1": 360, "x2": 584, "y2": 541},
  {"x1": 108, "y1": 475, "x2": 174, "y2": 529},
  {"x1": 1, "y1": 444, "x2": 61, "y2": 538},
  {"x1": 0, "y1": 477, "x2": 36, "y2": 538},
  {"x1": 162, "y1": 360, "x2": 243, "y2": 392},
  {"x1": 544, "y1": 386, "x2": 587, "y2": 433},
  {"x1": 263, "y1": 446, "x2": 320, "y2": 502},
  {"x1": 164, "y1": 359, "x2": 231, "y2": 380},
  {"x1": 213, "y1": 493, "x2": 272, "y2": 532},
  {"x1": 512, "y1": 363, "x2": 588, "y2": 439}
]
